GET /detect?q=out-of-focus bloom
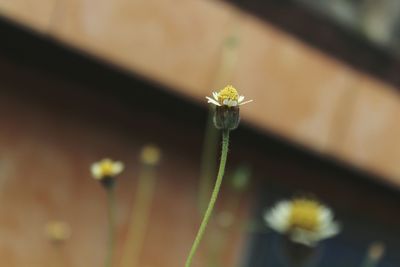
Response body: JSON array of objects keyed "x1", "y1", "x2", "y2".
[
  {"x1": 91, "y1": 158, "x2": 124, "y2": 180},
  {"x1": 230, "y1": 165, "x2": 251, "y2": 192},
  {"x1": 368, "y1": 242, "x2": 385, "y2": 261},
  {"x1": 206, "y1": 85, "x2": 252, "y2": 130},
  {"x1": 45, "y1": 221, "x2": 71, "y2": 242},
  {"x1": 140, "y1": 145, "x2": 161, "y2": 166},
  {"x1": 264, "y1": 198, "x2": 340, "y2": 247}
]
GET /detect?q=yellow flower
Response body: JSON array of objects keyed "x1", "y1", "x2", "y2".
[
  {"x1": 264, "y1": 198, "x2": 340, "y2": 246},
  {"x1": 140, "y1": 145, "x2": 161, "y2": 166},
  {"x1": 91, "y1": 158, "x2": 124, "y2": 180},
  {"x1": 45, "y1": 221, "x2": 71, "y2": 242},
  {"x1": 206, "y1": 85, "x2": 252, "y2": 107}
]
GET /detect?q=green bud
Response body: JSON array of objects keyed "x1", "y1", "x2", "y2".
[{"x1": 213, "y1": 105, "x2": 240, "y2": 130}]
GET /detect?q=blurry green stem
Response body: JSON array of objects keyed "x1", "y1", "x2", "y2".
[
  {"x1": 185, "y1": 130, "x2": 230, "y2": 267},
  {"x1": 206, "y1": 198, "x2": 241, "y2": 267},
  {"x1": 51, "y1": 243, "x2": 66, "y2": 267},
  {"x1": 105, "y1": 187, "x2": 116, "y2": 267},
  {"x1": 361, "y1": 259, "x2": 379, "y2": 267},
  {"x1": 198, "y1": 105, "x2": 219, "y2": 213},
  {"x1": 120, "y1": 166, "x2": 156, "y2": 267}
]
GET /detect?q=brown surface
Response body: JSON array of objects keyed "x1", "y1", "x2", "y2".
[
  {"x1": 1, "y1": 0, "x2": 400, "y2": 186},
  {"x1": 332, "y1": 76, "x2": 400, "y2": 186},
  {"x1": 0, "y1": 0, "x2": 57, "y2": 31},
  {"x1": 0, "y1": 59, "x2": 250, "y2": 267},
  {"x1": 0, "y1": 53, "x2": 400, "y2": 266}
]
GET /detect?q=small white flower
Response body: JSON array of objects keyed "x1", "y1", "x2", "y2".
[
  {"x1": 91, "y1": 158, "x2": 124, "y2": 180},
  {"x1": 264, "y1": 198, "x2": 340, "y2": 247},
  {"x1": 206, "y1": 85, "x2": 252, "y2": 107}
]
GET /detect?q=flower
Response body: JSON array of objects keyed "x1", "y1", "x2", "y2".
[
  {"x1": 205, "y1": 85, "x2": 252, "y2": 130},
  {"x1": 91, "y1": 158, "x2": 124, "y2": 188},
  {"x1": 264, "y1": 198, "x2": 340, "y2": 247},
  {"x1": 206, "y1": 85, "x2": 252, "y2": 107},
  {"x1": 45, "y1": 221, "x2": 71, "y2": 242},
  {"x1": 368, "y1": 242, "x2": 385, "y2": 262},
  {"x1": 140, "y1": 145, "x2": 161, "y2": 166}
]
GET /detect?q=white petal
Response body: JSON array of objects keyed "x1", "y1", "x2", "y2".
[
  {"x1": 228, "y1": 100, "x2": 238, "y2": 107},
  {"x1": 239, "y1": 99, "x2": 253, "y2": 106},
  {"x1": 290, "y1": 228, "x2": 319, "y2": 247},
  {"x1": 318, "y1": 221, "x2": 341, "y2": 239},
  {"x1": 319, "y1": 207, "x2": 333, "y2": 222},
  {"x1": 212, "y1": 92, "x2": 219, "y2": 101},
  {"x1": 112, "y1": 162, "x2": 124, "y2": 175},
  {"x1": 206, "y1": 97, "x2": 221, "y2": 106},
  {"x1": 223, "y1": 99, "x2": 229, "y2": 105},
  {"x1": 264, "y1": 201, "x2": 291, "y2": 233},
  {"x1": 238, "y1": 95, "x2": 245, "y2": 102},
  {"x1": 90, "y1": 164, "x2": 102, "y2": 179}
]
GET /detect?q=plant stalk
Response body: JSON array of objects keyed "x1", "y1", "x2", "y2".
[{"x1": 185, "y1": 130, "x2": 230, "y2": 267}]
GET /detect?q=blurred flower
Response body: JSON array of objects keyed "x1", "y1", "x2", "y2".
[
  {"x1": 368, "y1": 241, "x2": 385, "y2": 262},
  {"x1": 206, "y1": 85, "x2": 252, "y2": 130},
  {"x1": 140, "y1": 145, "x2": 161, "y2": 166},
  {"x1": 91, "y1": 158, "x2": 124, "y2": 189},
  {"x1": 264, "y1": 198, "x2": 340, "y2": 247},
  {"x1": 91, "y1": 158, "x2": 124, "y2": 180},
  {"x1": 45, "y1": 221, "x2": 71, "y2": 242}
]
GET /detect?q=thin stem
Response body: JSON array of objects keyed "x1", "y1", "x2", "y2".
[
  {"x1": 198, "y1": 105, "x2": 219, "y2": 213},
  {"x1": 361, "y1": 259, "x2": 378, "y2": 267},
  {"x1": 105, "y1": 187, "x2": 116, "y2": 267},
  {"x1": 50, "y1": 243, "x2": 66, "y2": 267},
  {"x1": 206, "y1": 190, "x2": 243, "y2": 267},
  {"x1": 119, "y1": 166, "x2": 157, "y2": 267},
  {"x1": 185, "y1": 130, "x2": 230, "y2": 267}
]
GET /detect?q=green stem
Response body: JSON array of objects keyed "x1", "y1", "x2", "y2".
[
  {"x1": 361, "y1": 259, "x2": 377, "y2": 267},
  {"x1": 119, "y1": 166, "x2": 157, "y2": 267},
  {"x1": 206, "y1": 192, "x2": 242, "y2": 267},
  {"x1": 198, "y1": 105, "x2": 219, "y2": 213},
  {"x1": 105, "y1": 187, "x2": 116, "y2": 267},
  {"x1": 185, "y1": 130, "x2": 230, "y2": 267}
]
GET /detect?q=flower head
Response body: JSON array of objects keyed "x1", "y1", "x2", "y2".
[
  {"x1": 91, "y1": 158, "x2": 124, "y2": 180},
  {"x1": 206, "y1": 85, "x2": 252, "y2": 107},
  {"x1": 206, "y1": 85, "x2": 252, "y2": 130},
  {"x1": 91, "y1": 158, "x2": 124, "y2": 188},
  {"x1": 140, "y1": 144, "x2": 161, "y2": 166},
  {"x1": 264, "y1": 198, "x2": 340, "y2": 247},
  {"x1": 45, "y1": 221, "x2": 71, "y2": 243},
  {"x1": 368, "y1": 242, "x2": 385, "y2": 262}
]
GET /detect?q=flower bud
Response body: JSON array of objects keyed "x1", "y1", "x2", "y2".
[
  {"x1": 213, "y1": 105, "x2": 240, "y2": 130},
  {"x1": 205, "y1": 85, "x2": 252, "y2": 131}
]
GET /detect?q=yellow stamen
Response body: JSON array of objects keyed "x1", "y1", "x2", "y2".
[
  {"x1": 289, "y1": 199, "x2": 320, "y2": 232},
  {"x1": 45, "y1": 221, "x2": 71, "y2": 242},
  {"x1": 140, "y1": 145, "x2": 161, "y2": 166},
  {"x1": 218, "y1": 85, "x2": 239, "y2": 101},
  {"x1": 99, "y1": 159, "x2": 116, "y2": 176}
]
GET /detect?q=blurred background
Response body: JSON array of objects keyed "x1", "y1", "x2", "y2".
[{"x1": 0, "y1": 0, "x2": 400, "y2": 266}]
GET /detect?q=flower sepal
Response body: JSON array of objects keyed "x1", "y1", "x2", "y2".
[
  {"x1": 100, "y1": 176, "x2": 116, "y2": 189},
  {"x1": 214, "y1": 105, "x2": 240, "y2": 130}
]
